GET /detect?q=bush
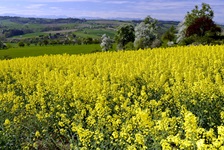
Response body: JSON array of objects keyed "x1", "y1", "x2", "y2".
[
  {"x1": 124, "y1": 42, "x2": 134, "y2": 50},
  {"x1": 0, "y1": 55, "x2": 12, "y2": 60},
  {"x1": 0, "y1": 42, "x2": 7, "y2": 49},
  {"x1": 18, "y1": 41, "x2": 25, "y2": 47}
]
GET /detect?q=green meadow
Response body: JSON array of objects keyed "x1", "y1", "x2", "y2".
[{"x1": 0, "y1": 44, "x2": 102, "y2": 59}]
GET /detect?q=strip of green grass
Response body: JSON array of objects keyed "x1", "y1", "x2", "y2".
[
  {"x1": 75, "y1": 29, "x2": 115, "y2": 38},
  {"x1": 0, "y1": 44, "x2": 101, "y2": 59}
]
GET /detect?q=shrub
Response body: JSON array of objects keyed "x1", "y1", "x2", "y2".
[{"x1": 18, "y1": 41, "x2": 25, "y2": 47}]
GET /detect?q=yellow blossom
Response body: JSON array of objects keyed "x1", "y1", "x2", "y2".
[
  {"x1": 112, "y1": 131, "x2": 119, "y2": 139},
  {"x1": 35, "y1": 131, "x2": 41, "y2": 138},
  {"x1": 135, "y1": 133, "x2": 144, "y2": 145},
  {"x1": 3, "y1": 119, "x2": 11, "y2": 127}
]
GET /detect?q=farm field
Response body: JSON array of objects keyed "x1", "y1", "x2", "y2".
[
  {"x1": 10, "y1": 28, "x2": 116, "y2": 40},
  {"x1": 1, "y1": 45, "x2": 224, "y2": 149},
  {"x1": 0, "y1": 44, "x2": 102, "y2": 59},
  {"x1": 73, "y1": 28, "x2": 116, "y2": 39}
]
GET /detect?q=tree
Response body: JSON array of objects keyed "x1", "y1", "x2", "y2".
[
  {"x1": 162, "y1": 26, "x2": 176, "y2": 41},
  {"x1": 26, "y1": 42, "x2": 31, "y2": 47},
  {"x1": 161, "y1": 26, "x2": 176, "y2": 47},
  {"x1": 18, "y1": 41, "x2": 25, "y2": 47},
  {"x1": 182, "y1": 16, "x2": 222, "y2": 45},
  {"x1": 100, "y1": 34, "x2": 112, "y2": 52},
  {"x1": 134, "y1": 16, "x2": 158, "y2": 49},
  {"x1": 144, "y1": 16, "x2": 158, "y2": 30},
  {"x1": 185, "y1": 3, "x2": 214, "y2": 27},
  {"x1": 115, "y1": 24, "x2": 135, "y2": 50},
  {"x1": 43, "y1": 39, "x2": 49, "y2": 46},
  {"x1": 185, "y1": 16, "x2": 221, "y2": 37},
  {"x1": 124, "y1": 42, "x2": 134, "y2": 50},
  {"x1": 0, "y1": 41, "x2": 7, "y2": 49},
  {"x1": 84, "y1": 37, "x2": 93, "y2": 45},
  {"x1": 176, "y1": 3, "x2": 215, "y2": 43}
]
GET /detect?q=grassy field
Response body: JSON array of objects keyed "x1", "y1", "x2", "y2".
[
  {"x1": 0, "y1": 44, "x2": 102, "y2": 59},
  {"x1": 74, "y1": 28, "x2": 116, "y2": 38}
]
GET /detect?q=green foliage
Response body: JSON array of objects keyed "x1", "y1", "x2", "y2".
[
  {"x1": 179, "y1": 34, "x2": 221, "y2": 46},
  {"x1": 43, "y1": 40, "x2": 49, "y2": 46},
  {"x1": 18, "y1": 41, "x2": 25, "y2": 47},
  {"x1": 144, "y1": 16, "x2": 158, "y2": 28},
  {"x1": 177, "y1": 3, "x2": 222, "y2": 45},
  {"x1": 124, "y1": 42, "x2": 134, "y2": 50},
  {"x1": 162, "y1": 26, "x2": 176, "y2": 41},
  {"x1": 179, "y1": 36, "x2": 196, "y2": 45},
  {"x1": 83, "y1": 37, "x2": 93, "y2": 45},
  {"x1": 26, "y1": 42, "x2": 31, "y2": 47},
  {"x1": 161, "y1": 26, "x2": 176, "y2": 47},
  {"x1": 0, "y1": 55, "x2": 12, "y2": 60},
  {"x1": 0, "y1": 42, "x2": 7, "y2": 49},
  {"x1": 134, "y1": 38, "x2": 145, "y2": 49},
  {"x1": 5, "y1": 43, "x2": 12, "y2": 49},
  {"x1": 185, "y1": 3, "x2": 214, "y2": 27},
  {"x1": 115, "y1": 24, "x2": 135, "y2": 50}
]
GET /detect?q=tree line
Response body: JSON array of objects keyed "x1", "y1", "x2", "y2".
[{"x1": 101, "y1": 3, "x2": 224, "y2": 51}]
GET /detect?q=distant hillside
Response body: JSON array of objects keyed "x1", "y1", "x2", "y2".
[
  {"x1": 1, "y1": 16, "x2": 223, "y2": 41},
  {"x1": 0, "y1": 16, "x2": 85, "y2": 24},
  {"x1": 0, "y1": 16, "x2": 181, "y2": 40},
  {"x1": 0, "y1": 16, "x2": 223, "y2": 48}
]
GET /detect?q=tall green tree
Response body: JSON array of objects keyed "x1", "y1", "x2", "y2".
[
  {"x1": 185, "y1": 3, "x2": 214, "y2": 27},
  {"x1": 115, "y1": 24, "x2": 135, "y2": 50},
  {"x1": 161, "y1": 26, "x2": 176, "y2": 47}
]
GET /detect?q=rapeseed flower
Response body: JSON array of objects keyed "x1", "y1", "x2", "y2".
[
  {"x1": 35, "y1": 131, "x2": 40, "y2": 138},
  {"x1": 3, "y1": 119, "x2": 11, "y2": 127},
  {"x1": 1, "y1": 45, "x2": 224, "y2": 149}
]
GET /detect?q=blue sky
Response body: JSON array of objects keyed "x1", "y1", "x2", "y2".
[{"x1": 0, "y1": 0, "x2": 223, "y2": 23}]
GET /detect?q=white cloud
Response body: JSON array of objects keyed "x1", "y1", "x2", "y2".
[
  {"x1": 55, "y1": 0, "x2": 100, "y2": 1},
  {"x1": 50, "y1": 7, "x2": 60, "y2": 10},
  {"x1": 26, "y1": 4, "x2": 46, "y2": 9},
  {"x1": 105, "y1": 1, "x2": 130, "y2": 4}
]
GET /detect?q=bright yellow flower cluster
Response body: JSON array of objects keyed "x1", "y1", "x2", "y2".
[{"x1": 1, "y1": 45, "x2": 224, "y2": 149}]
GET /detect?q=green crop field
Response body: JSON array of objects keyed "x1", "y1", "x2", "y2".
[
  {"x1": 0, "y1": 44, "x2": 102, "y2": 59},
  {"x1": 74, "y1": 28, "x2": 116, "y2": 38}
]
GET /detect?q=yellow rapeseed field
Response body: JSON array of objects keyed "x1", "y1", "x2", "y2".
[{"x1": 1, "y1": 45, "x2": 224, "y2": 149}]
